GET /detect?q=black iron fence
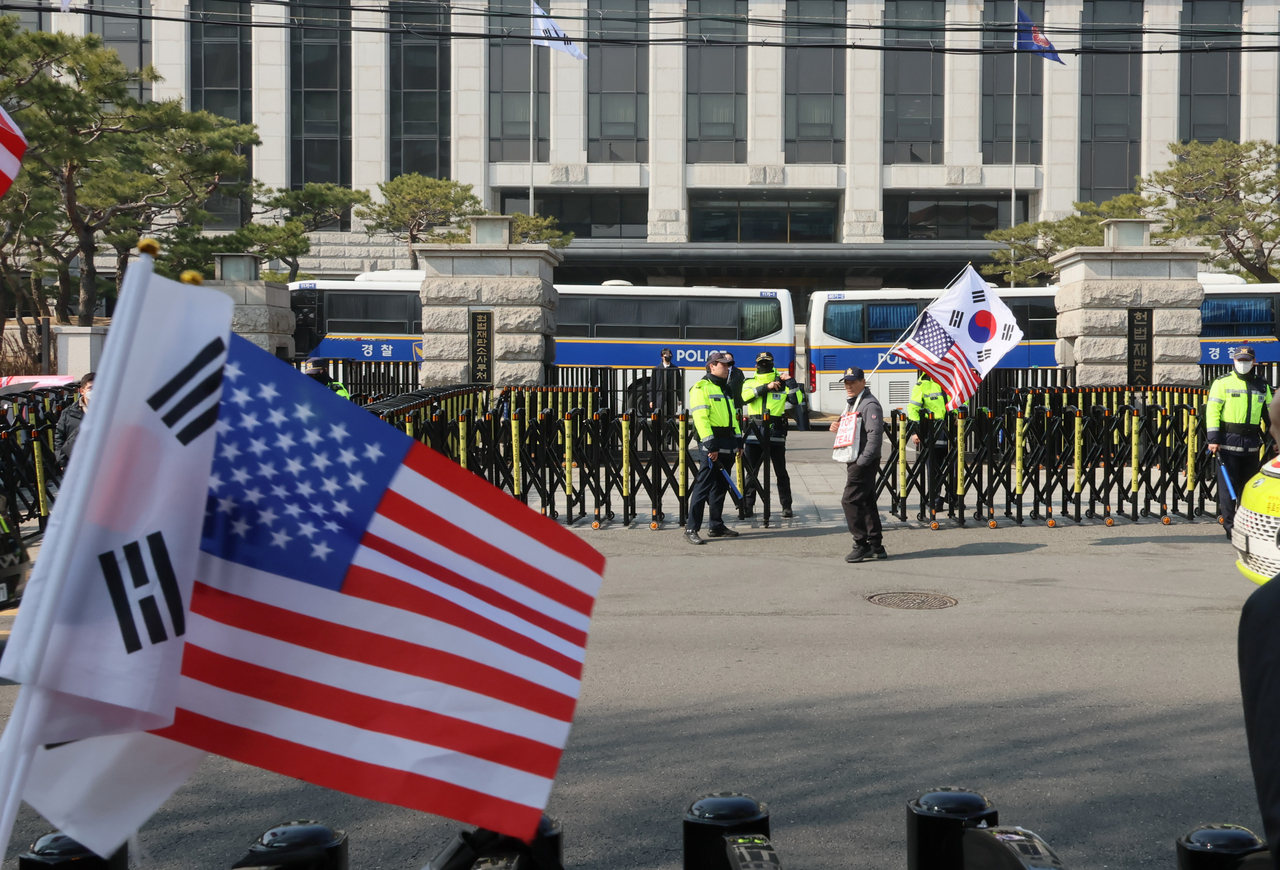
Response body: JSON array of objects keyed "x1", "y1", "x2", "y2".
[{"x1": 0, "y1": 385, "x2": 79, "y2": 534}]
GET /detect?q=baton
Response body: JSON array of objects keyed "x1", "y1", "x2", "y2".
[{"x1": 1218, "y1": 453, "x2": 1239, "y2": 503}]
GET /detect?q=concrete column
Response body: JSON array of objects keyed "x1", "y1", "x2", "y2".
[
  {"x1": 51, "y1": 10, "x2": 85, "y2": 35},
  {"x1": 352, "y1": 3, "x2": 389, "y2": 196},
  {"x1": 843, "y1": 0, "x2": 883, "y2": 242},
  {"x1": 151, "y1": 0, "x2": 188, "y2": 103},
  {"x1": 452, "y1": 0, "x2": 490, "y2": 205},
  {"x1": 1040, "y1": 0, "x2": 1083, "y2": 219},
  {"x1": 1141, "y1": 0, "x2": 1180, "y2": 179},
  {"x1": 1240, "y1": 0, "x2": 1279, "y2": 143},
  {"x1": 648, "y1": 0, "x2": 687, "y2": 241},
  {"x1": 943, "y1": 0, "x2": 983, "y2": 170},
  {"x1": 549, "y1": 0, "x2": 589, "y2": 166},
  {"x1": 252, "y1": 1, "x2": 290, "y2": 190},
  {"x1": 747, "y1": 0, "x2": 785, "y2": 167}
]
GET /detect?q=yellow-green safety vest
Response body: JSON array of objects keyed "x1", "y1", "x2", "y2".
[
  {"x1": 1206, "y1": 371, "x2": 1271, "y2": 441},
  {"x1": 689, "y1": 377, "x2": 742, "y2": 442},
  {"x1": 741, "y1": 371, "x2": 789, "y2": 418},
  {"x1": 907, "y1": 376, "x2": 947, "y2": 422}
]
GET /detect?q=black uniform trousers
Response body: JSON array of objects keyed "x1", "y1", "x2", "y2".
[
  {"x1": 841, "y1": 461, "x2": 882, "y2": 547},
  {"x1": 686, "y1": 452, "x2": 734, "y2": 533},
  {"x1": 744, "y1": 438, "x2": 792, "y2": 511},
  {"x1": 923, "y1": 442, "x2": 947, "y2": 511},
  {"x1": 1219, "y1": 446, "x2": 1262, "y2": 536}
]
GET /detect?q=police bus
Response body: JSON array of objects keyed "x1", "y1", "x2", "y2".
[
  {"x1": 804, "y1": 275, "x2": 1279, "y2": 416},
  {"x1": 290, "y1": 274, "x2": 796, "y2": 396}
]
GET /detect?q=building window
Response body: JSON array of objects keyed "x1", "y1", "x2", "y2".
[
  {"x1": 500, "y1": 190, "x2": 648, "y2": 237},
  {"x1": 90, "y1": 0, "x2": 152, "y2": 101},
  {"x1": 785, "y1": 0, "x2": 846, "y2": 164},
  {"x1": 981, "y1": 0, "x2": 1042, "y2": 165},
  {"x1": 1201, "y1": 297, "x2": 1275, "y2": 337},
  {"x1": 883, "y1": 0, "x2": 943, "y2": 164},
  {"x1": 489, "y1": 0, "x2": 548, "y2": 163},
  {"x1": 16, "y1": 8, "x2": 48, "y2": 30},
  {"x1": 191, "y1": 0, "x2": 252, "y2": 227},
  {"x1": 1079, "y1": 0, "x2": 1142, "y2": 204},
  {"x1": 882, "y1": 193, "x2": 1028, "y2": 240},
  {"x1": 689, "y1": 196, "x2": 839, "y2": 242},
  {"x1": 1180, "y1": 0, "x2": 1241, "y2": 143},
  {"x1": 391, "y1": 1, "x2": 450, "y2": 178},
  {"x1": 290, "y1": 0, "x2": 351, "y2": 191},
  {"x1": 588, "y1": 0, "x2": 648, "y2": 163},
  {"x1": 687, "y1": 0, "x2": 748, "y2": 164}
]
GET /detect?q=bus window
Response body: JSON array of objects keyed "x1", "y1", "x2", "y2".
[
  {"x1": 595, "y1": 296, "x2": 681, "y2": 338},
  {"x1": 867, "y1": 302, "x2": 917, "y2": 343},
  {"x1": 823, "y1": 301, "x2": 864, "y2": 343},
  {"x1": 740, "y1": 299, "x2": 783, "y2": 340},
  {"x1": 326, "y1": 292, "x2": 415, "y2": 334},
  {"x1": 1202, "y1": 297, "x2": 1276, "y2": 337},
  {"x1": 687, "y1": 299, "x2": 738, "y2": 340},
  {"x1": 1007, "y1": 300, "x2": 1056, "y2": 340},
  {"x1": 559, "y1": 295, "x2": 591, "y2": 337}
]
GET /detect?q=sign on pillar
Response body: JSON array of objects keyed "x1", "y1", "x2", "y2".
[
  {"x1": 1128, "y1": 308, "x2": 1153, "y2": 385},
  {"x1": 470, "y1": 309, "x2": 493, "y2": 384}
]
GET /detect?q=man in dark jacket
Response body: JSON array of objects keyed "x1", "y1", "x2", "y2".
[
  {"x1": 649, "y1": 348, "x2": 682, "y2": 414},
  {"x1": 54, "y1": 372, "x2": 94, "y2": 467},
  {"x1": 830, "y1": 367, "x2": 886, "y2": 563}
]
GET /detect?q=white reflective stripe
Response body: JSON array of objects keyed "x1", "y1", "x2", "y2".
[
  {"x1": 1208, "y1": 398, "x2": 1226, "y2": 403},
  {"x1": 690, "y1": 404, "x2": 710, "y2": 411}
]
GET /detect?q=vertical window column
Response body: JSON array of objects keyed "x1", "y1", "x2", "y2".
[
  {"x1": 191, "y1": 0, "x2": 252, "y2": 226},
  {"x1": 784, "y1": 0, "x2": 845, "y2": 164},
  {"x1": 290, "y1": 0, "x2": 351, "y2": 190},
  {"x1": 882, "y1": 0, "x2": 944, "y2": 164},
  {"x1": 489, "y1": 0, "x2": 549, "y2": 163},
  {"x1": 981, "y1": 0, "x2": 1043, "y2": 165},
  {"x1": 588, "y1": 0, "x2": 648, "y2": 162},
  {"x1": 1180, "y1": 0, "x2": 1241, "y2": 143},
  {"x1": 687, "y1": 0, "x2": 748, "y2": 164},
  {"x1": 391, "y1": 1, "x2": 450, "y2": 177},
  {"x1": 90, "y1": 0, "x2": 153, "y2": 101},
  {"x1": 1079, "y1": 0, "x2": 1142, "y2": 204}
]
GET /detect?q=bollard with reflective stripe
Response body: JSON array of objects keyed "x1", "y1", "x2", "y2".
[
  {"x1": 458, "y1": 413, "x2": 468, "y2": 471},
  {"x1": 512, "y1": 409, "x2": 523, "y2": 498},
  {"x1": 1073, "y1": 411, "x2": 1083, "y2": 496},
  {"x1": 898, "y1": 413, "x2": 908, "y2": 518},
  {"x1": 563, "y1": 413, "x2": 574, "y2": 498}
]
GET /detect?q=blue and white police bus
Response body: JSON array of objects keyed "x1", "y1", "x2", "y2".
[
  {"x1": 290, "y1": 275, "x2": 796, "y2": 394},
  {"x1": 805, "y1": 274, "x2": 1280, "y2": 415}
]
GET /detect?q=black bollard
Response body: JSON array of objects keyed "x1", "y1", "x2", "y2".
[
  {"x1": 961, "y1": 826, "x2": 1067, "y2": 870},
  {"x1": 230, "y1": 820, "x2": 348, "y2": 870},
  {"x1": 1176, "y1": 825, "x2": 1272, "y2": 870},
  {"x1": 906, "y1": 787, "x2": 998, "y2": 870},
  {"x1": 683, "y1": 792, "x2": 770, "y2": 870},
  {"x1": 18, "y1": 833, "x2": 127, "y2": 870},
  {"x1": 423, "y1": 816, "x2": 564, "y2": 870}
]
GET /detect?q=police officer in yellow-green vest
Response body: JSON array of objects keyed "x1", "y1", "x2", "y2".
[
  {"x1": 907, "y1": 370, "x2": 949, "y2": 512},
  {"x1": 303, "y1": 360, "x2": 352, "y2": 399},
  {"x1": 740, "y1": 351, "x2": 798, "y2": 518},
  {"x1": 685, "y1": 351, "x2": 743, "y2": 545},
  {"x1": 1207, "y1": 346, "x2": 1272, "y2": 537}
]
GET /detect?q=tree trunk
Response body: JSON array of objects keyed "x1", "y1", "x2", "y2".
[
  {"x1": 76, "y1": 228, "x2": 98, "y2": 327},
  {"x1": 408, "y1": 239, "x2": 419, "y2": 270},
  {"x1": 55, "y1": 262, "x2": 73, "y2": 324},
  {"x1": 286, "y1": 256, "x2": 300, "y2": 282},
  {"x1": 29, "y1": 270, "x2": 51, "y2": 318},
  {"x1": 115, "y1": 246, "x2": 130, "y2": 295}
]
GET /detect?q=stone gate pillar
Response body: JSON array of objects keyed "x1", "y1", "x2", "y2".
[{"x1": 1049, "y1": 219, "x2": 1208, "y2": 386}]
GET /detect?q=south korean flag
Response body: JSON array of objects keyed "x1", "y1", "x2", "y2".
[
  {"x1": 929, "y1": 265, "x2": 1025, "y2": 378},
  {"x1": 0, "y1": 250, "x2": 232, "y2": 858}
]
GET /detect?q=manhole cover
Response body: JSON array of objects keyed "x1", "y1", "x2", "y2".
[{"x1": 867, "y1": 592, "x2": 958, "y2": 610}]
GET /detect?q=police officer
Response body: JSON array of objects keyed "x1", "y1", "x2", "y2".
[
  {"x1": 740, "y1": 352, "x2": 799, "y2": 518},
  {"x1": 685, "y1": 351, "x2": 743, "y2": 545},
  {"x1": 907, "y1": 369, "x2": 949, "y2": 512},
  {"x1": 1208, "y1": 346, "x2": 1273, "y2": 536},
  {"x1": 722, "y1": 352, "x2": 746, "y2": 415},
  {"x1": 829, "y1": 367, "x2": 886, "y2": 563},
  {"x1": 303, "y1": 360, "x2": 352, "y2": 399}
]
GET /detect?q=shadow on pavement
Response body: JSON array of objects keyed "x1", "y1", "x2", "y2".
[{"x1": 881, "y1": 542, "x2": 1048, "y2": 561}]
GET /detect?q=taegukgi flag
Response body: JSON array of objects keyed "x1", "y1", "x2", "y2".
[
  {"x1": 928, "y1": 265, "x2": 1025, "y2": 379},
  {"x1": 532, "y1": 1, "x2": 587, "y2": 60},
  {"x1": 0, "y1": 249, "x2": 232, "y2": 857}
]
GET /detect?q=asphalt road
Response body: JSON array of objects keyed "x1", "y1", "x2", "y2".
[{"x1": 0, "y1": 470, "x2": 1263, "y2": 870}]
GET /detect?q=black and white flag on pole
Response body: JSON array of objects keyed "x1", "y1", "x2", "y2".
[
  {"x1": 532, "y1": 1, "x2": 587, "y2": 59},
  {"x1": 0, "y1": 252, "x2": 232, "y2": 857}
]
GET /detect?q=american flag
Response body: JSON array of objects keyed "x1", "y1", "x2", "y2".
[
  {"x1": 893, "y1": 312, "x2": 981, "y2": 410},
  {"x1": 151, "y1": 335, "x2": 604, "y2": 840},
  {"x1": 0, "y1": 105, "x2": 26, "y2": 199}
]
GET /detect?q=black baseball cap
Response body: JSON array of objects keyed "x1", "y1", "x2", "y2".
[
  {"x1": 1235, "y1": 346, "x2": 1256, "y2": 361},
  {"x1": 756, "y1": 351, "x2": 774, "y2": 365},
  {"x1": 841, "y1": 367, "x2": 866, "y2": 381}
]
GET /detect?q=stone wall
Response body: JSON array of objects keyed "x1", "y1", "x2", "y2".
[
  {"x1": 206, "y1": 279, "x2": 297, "y2": 358},
  {"x1": 1050, "y1": 245, "x2": 1208, "y2": 386}
]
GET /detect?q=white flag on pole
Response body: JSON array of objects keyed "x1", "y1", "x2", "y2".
[
  {"x1": 925, "y1": 265, "x2": 1025, "y2": 378},
  {"x1": 0, "y1": 252, "x2": 233, "y2": 857},
  {"x1": 532, "y1": 1, "x2": 587, "y2": 59}
]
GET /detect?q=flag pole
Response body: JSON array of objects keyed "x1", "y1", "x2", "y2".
[
  {"x1": 1010, "y1": 0, "x2": 1018, "y2": 290},
  {"x1": 529, "y1": 24, "x2": 536, "y2": 220},
  {"x1": 875, "y1": 264, "x2": 974, "y2": 382}
]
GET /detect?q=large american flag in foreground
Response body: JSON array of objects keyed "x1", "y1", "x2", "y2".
[
  {"x1": 893, "y1": 312, "x2": 982, "y2": 410},
  {"x1": 152, "y1": 335, "x2": 604, "y2": 839},
  {"x1": 0, "y1": 105, "x2": 26, "y2": 199}
]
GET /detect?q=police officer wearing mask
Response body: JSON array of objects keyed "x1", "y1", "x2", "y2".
[
  {"x1": 907, "y1": 369, "x2": 949, "y2": 513},
  {"x1": 722, "y1": 352, "x2": 746, "y2": 415},
  {"x1": 1207, "y1": 346, "x2": 1273, "y2": 536},
  {"x1": 829, "y1": 367, "x2": 886, "y2": 563},
  {"x1": 303, "y1": 360, "x2": 352, "y2": 399},
  {"x1": 741, "y1": 351, "x2": 798, "y2": 518},
  {"x1": 685, "y1": 351, "x2": 743, "y2": 545}
]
